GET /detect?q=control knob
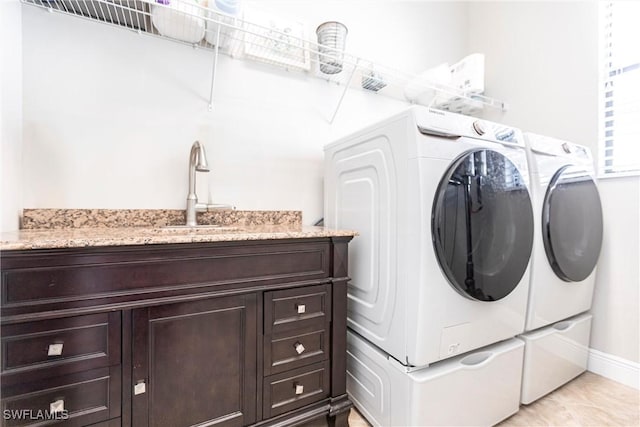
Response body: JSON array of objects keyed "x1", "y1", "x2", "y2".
[{"x1": 472, "y1": 120, "x2": 487, "y2": 136}]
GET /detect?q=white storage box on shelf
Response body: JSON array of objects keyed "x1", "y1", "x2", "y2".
[
  {"x1": 347, "y1": 330, "x2": 525, "y2": 427},
  {"x1": 240, "y1": 8, "x2": 311, "y2": 72},
  {"x1": 431, "y1": 53, "x2": 486, "y2": 115},
  {"x1": 520, "y1": 313, "x2": 592, "y2": 404},
  {"x1": 403, "y1": 62, "x2": 451, "y2": 105},
  {"x1": 151, "y1": 0, "x2": 206, "y2": 44},
  {"x1": 450, "y1": 53, "x2": 485, "y2": 95},
  {"x1": 205, "y1": 0, "x2": 241, "y2": 48}
]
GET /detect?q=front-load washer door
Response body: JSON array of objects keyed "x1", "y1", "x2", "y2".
[
  {"x1": 542, "y1": 166, "x2": 603, "y2": 282},
  {"x1": 432, "y1": 149, "x2": 534, "y2": 302}
]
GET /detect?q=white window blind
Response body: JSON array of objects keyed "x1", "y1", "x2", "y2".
[{"x1": 600, "y1": 1, "x2": 640, "y2": 176}]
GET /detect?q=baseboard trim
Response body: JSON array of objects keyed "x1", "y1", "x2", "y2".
[{"x1": 587, "y1": 348, "x2": 640, "y2": 390}]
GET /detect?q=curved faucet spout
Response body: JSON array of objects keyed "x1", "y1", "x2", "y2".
[{"x1": 191, "y1": 141, "x2": 209, "y2": 173}]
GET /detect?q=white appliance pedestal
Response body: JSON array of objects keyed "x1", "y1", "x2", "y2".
[
  {"x1": 347, "y1": 330, "x2": 525, "y2": 427},
  {"x1": 520, "y1": 313, "x2": 592, "y2": 404}
]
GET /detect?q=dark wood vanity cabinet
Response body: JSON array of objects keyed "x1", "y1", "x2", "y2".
[
  {"x1": 131, "y1": 295, "x2": 258, "y2": 427},
  {"x1": 0, "y1": 237, "x2": 353, "y2": 427}
]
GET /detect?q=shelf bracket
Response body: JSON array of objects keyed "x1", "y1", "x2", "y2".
[
  {"x1": 208, "y1": 26, "x2": 222, "y2": 112},
  {"x1": 329, "y1": 58, "x2": 360, "y2": 124}
]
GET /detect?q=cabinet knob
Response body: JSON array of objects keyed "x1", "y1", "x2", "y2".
[
  {"x1": 296, "y1": 304, "x2": 306, "y2": 314},
  {"x1": 50, "y1": 399, "x2": 65, "y2": 413},
  {"x1": 294, "y1": 342, "x2": 305, "y2": 354},
  {"x1": 47, "y1": 343, "x2": 64, "y2": 356},
  {"x1": 134, "y1": 381, "x2": 146, "y2": 395},
  {"x1": 294, "y1": 383, "x2": 304, "y2": 395}
]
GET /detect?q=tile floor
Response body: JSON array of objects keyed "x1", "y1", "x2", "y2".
[{"x1": 347, "y1": 372, "x2": 640, "y2": 426}]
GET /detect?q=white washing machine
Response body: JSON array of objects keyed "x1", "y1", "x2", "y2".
[
  {"x1": 522, "y1": 133, "x2": 603, "y2": 331},
  {"x1": 324, "y1": 106, "x2": 535, "y2": 367}
]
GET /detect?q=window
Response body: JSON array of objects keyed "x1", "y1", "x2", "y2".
[{"x1": 599, "y1": 2, "x2": 640, "y2": 176}]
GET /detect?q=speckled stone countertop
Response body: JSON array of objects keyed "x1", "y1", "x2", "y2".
[
  {"x1": 0, "y1": 209, "x2": 356, "y2": 251},
  {"x1": 21, "y1": 209, "x2": 303, "y2": 229}
]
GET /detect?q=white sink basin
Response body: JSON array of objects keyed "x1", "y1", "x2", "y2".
[{"x1": 159, "y1": 225, "x2": 241, "y2": 233}]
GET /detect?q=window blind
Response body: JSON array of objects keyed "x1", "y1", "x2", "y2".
[{"x1": 600, "y1": 1, "x2": 640, "y2": 176}]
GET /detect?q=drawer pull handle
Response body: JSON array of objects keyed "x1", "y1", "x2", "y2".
[
  {"x1": 296, "y1": 304, "x2": 306, "y2": 314},
  {"x1": 553, "y1": 320, "x2": 574, "y2": 331},
  {"x1": 134, "y1": 381, "x2": 146, "y2": 395},
  {"x1": 294, "y1": 342, "x2": 305, "y2": 354},
  {"x1": 47, "y1": 343, "x2": 64, "y2": 356},
  {"x1": 50, "y1": 399, "x2": 64, "y2": 413},
  {"x1": 294, "y1": 383, "x2": 304, "y2": 395}
]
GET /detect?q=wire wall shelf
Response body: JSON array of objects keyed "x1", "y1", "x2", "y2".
[{"x1": 22, "y1": 0, "x2": 508, "y2": 121}]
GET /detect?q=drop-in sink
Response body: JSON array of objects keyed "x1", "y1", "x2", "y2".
[{"x1": 159, "y1": 225, "x2": 241, "y2": 233}]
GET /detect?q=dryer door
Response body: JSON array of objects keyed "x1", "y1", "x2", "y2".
[
  {"x1": 542, "y1": 166, "x2": 603, "y2": 282},
  {"x1": 432, "y1": 149, "x2": 534, "y2": 301}
]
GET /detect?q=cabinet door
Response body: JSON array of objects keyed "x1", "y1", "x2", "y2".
[{"x1": 131, "y1": 295, "x2": 257, "y2": 427}]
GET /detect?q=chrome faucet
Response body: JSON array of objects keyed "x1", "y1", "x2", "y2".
[
  {"x1": 186, "y1": 141, "x2": 210, "y2": 227},
  {"x1": 185, "y1": 141, "x2": 234, "y2": 227}
]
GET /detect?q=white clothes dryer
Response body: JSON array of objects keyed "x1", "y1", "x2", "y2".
[
  {"x1": 522, "y1": 133, "x2": 603, "y2": 331},
  {"x1": 325, "y1": 106, "x2": 535, "y2": 367}
]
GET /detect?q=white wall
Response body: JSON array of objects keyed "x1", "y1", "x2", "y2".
[
  {"x1": 1, "y1": 0, "x2": 23, "y2": 232},
  {"x1": 467, "y1": 1, "x2": 598, "y2": 149},
  {"x1": 468, "y1": 1, "x2": 640, "y2": 365},
  {"x1": 591, "y1": 177, "x2": 640, "y2": 363},
  {"x1": 20, "y1": 1, "x2": 468, "y2": 225}
]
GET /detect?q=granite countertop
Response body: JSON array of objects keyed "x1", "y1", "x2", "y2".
[{"x1": 0, "y1": 209, "x2": 357, "y2": 251}]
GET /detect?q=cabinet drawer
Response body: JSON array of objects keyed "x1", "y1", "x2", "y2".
[
  {"x1": 263, "y1": 361, "x2": 330, "y2": 419},
  {"x1": 265, "y1": 285, "x2": 331, "y2": 334},
  {"x1": 1, "y1": 242, "x2": 330, "y2": 307},
  {"x1": 1, "y1": 313, "x2": 121, "y2": 387},
  {"x1": 1, "y1": 366, "x2": 121, "y2": 427},
  {"x1": 264, "y1": 326, "x2": 330, "y2": 376}
]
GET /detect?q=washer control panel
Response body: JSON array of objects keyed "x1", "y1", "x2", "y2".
[
  {"x1": 471, "y1": 120, "x2": 520, "y2": 144},
  {"x1": 414, "y1": 107, "x2": 524, "y2": 147},
  {"x1": 527, "y1": 133, "x2": 592, "y2": 160}
]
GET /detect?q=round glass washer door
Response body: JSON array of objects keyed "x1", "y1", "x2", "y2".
[
  {"x1": 542, "y1": 165, "x2": 603, "y2": 282},
  {"x1": 432, "y1": 149, "x2": 534, "y2": 302}
]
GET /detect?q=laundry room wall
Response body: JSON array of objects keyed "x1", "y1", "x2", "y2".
[
  {"x1": 0, "y1": 1, "x2": 23, "y2": 232},
  {"x1": 590, "y1": 177, "x2": 640, "y2": 365},
  {"x1": 467, "y1": 0, "x2": 640, "y2": 376},
  {"x1": 466, "y1": 1, "x2": 598, "y2": 147},
  {"x1": 18, "y1": 1, "x2": 468, "y2": 228}
]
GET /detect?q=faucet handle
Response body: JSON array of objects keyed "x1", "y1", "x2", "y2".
[
  {"x1": 205, "y1": 203, "x2": 236, "y2": 211},
  {"x1": 193, "y1": 203, "x2": 236, "y2": 213},
  {"x1": 194, "y1": 202, "x2": 209, "y2": 213}
]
